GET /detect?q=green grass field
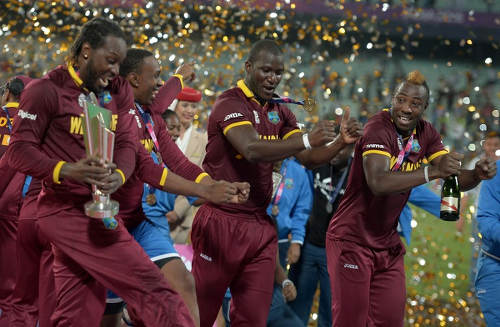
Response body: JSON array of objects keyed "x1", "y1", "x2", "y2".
[{"x1": 404, "y1": 204, "x2": 485, "y2": 327}]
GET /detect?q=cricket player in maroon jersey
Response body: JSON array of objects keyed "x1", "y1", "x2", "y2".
[
  {"x1": 4, "y1": 17, "x2": 202, "y2": 327},
  {"x1": 102, "y1": 48, "x2": 249, "y2": 327},
  {"x1": 190, "y1": 39, "x2": 363, "y2": 327},
  {"x1": 0, "y1": 76, "x2": 30, "y2": 316},
  {"x1": 326, "y1": 71, "x2": 497, "y2": 327}
]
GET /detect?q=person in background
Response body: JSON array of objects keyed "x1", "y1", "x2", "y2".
[
  {"x1": 169, "y1": 87, "x2": 207, "y2": 243},
  {"x1": 288, "y1": 145, "x2": 353, "y2": 327},
  {"x1": 0, "y1": 76, "x2": 30, "y2": 319},
  {"x1": 474, "y1": 159, "x2": 500, "y2": 326}
]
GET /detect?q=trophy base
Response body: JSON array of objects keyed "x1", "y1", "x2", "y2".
[{"x1": 84, "y1": 200, "x2": 119, "y2": 219}]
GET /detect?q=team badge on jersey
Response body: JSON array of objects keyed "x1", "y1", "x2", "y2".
[
  {"x1": 268, "y1": 111, "x2": 280, "y2": 124},
  {"x1": 101, "y1": 91, "x2": 112, "y2": 104},
  {"x1": 411, "y1": 139, "x2": 421, "y2": 153},
  {"x1": 285, "y1": 178, "x2": 294, "y2": 189}
]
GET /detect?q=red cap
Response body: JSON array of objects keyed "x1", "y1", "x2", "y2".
[{"x1": 177, "y1": 87, "x2": 202, "y2": 102}]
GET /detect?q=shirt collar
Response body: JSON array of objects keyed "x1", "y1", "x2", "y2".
[
  {"x1": 4, "y1": 102, "x2": 19, "y2": 108},
  {"x1": 67, "y1": 62, "x2": 89, "y2": 93}
]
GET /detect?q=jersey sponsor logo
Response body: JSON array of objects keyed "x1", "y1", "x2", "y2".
[
  {"x1": 365, "y1": 144, "x2": 385, "y2": 149},
  {"x1": 259, "y1": 134, "x2": 279, "y2": 140},
  {"x1": 343, "y1": 263, "x2": 359, "y2": 270},
  {"x1": 223, "y1": 112, "x2": 243, "y2": 122},
  {"x1": 0, "y1": 117, "x2": 14, "y2": 128},
  {"x1": 70, "y1": 114, "x2": 118, "y2": 135},
  {"x1": 200, "y1": 253, "x2": 212, "y2": 262},
  {"x1": 253, "y1": 110, "x2": 260, "y2": 124},
  {"x1": 285, "y1": 178, "x2": 294, "y2": 189},
  {"x1": 18, "y1": 110, "x2": 37, "y2": 121},
  {"x1": 268, "y1": 111, "x2": 280, "y2": 124}
]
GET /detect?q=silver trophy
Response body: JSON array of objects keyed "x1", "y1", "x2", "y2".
[{"x1": 82, "y1": 95, "x2": 119, "y2": 219}]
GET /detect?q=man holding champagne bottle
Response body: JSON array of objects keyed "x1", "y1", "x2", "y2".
[{"x1": 325, "y1": 70, "x2": 497, "y2": 327}]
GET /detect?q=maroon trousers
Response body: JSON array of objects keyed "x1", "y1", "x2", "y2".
[
  {"x1": 6, "y1": 194, "x2": 54, "y2": 327},
  {"x1": 326, "y1": 237, "x2": 406, "y2": 327},
  {"x1": 191, "y1": 205, "x2": 277, "y2": 327},
  {"x1": 0, "y1": 218, "x2": 17, "y2": 312},
  {"x1": 38, "y1": 209, "x2": 194, "y2": 327}
]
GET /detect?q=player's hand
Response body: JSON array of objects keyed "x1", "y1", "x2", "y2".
[
  {"x1": 166, "y1": 211, "x2": 180, "y2": 224},
  {"x1": 435, "y1": 152, "x2": 463, "y2": 178},
  {"x1": 474, "y1": 157, "x2": 497, "y2": 180},
  {"x1": 98, "y1": 170, "x2": 123, "y2": 194},
  {"x1": 340, "y1": 107, "x2": 363, "y2": 145},
  {"x1": 175, "y1": 63, "x2": 195, "y2": 84},
  {"x1": 203, "y1": 180, "x2": 238, "y2": 204},
  {"x1": 287, "y1": 243, "x2": 301, "y2": 264},
  {"x1": 59, "y1": 157, "x2": 113, "y2": 187},
  {"x1": 230, "y1": 182, "x2": 250, "y2": 204},
  {"x1": 307, "y1": 120, "x2": 336, "y2": 148},
  {"x1": 282, "y1": 280, "x2": 297, "y2": 302}
]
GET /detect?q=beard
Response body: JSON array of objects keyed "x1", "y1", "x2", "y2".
[{"x1": 82, "y1": 57, "x2": 102, "y2": 94}]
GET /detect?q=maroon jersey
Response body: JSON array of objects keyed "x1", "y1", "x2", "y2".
[
  {"x1": 6, "y1": 65, "x2": 138, "y2": 218},
  {"x1": 203, "y1": 80, "x2": 301, "y2": 214},
  {"x1": 328, "y1": 109, "x2": 447, "y2": 249},
  {"x1": 115, "y1": 76, "x2": 204, "y2": 228},
  {"x1": 138, "y1": 76, "x2": 205, "y2": 182}
]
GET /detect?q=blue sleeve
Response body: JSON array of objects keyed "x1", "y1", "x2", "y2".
[
  {"x1": 408, "y1": 184, "x2": 441, "y2": 218},
  {"x1": 186, "y1": 196, "x2": 197, "y2": 205},
  {"x1": 398, "y1": 204, "x2": 413, "y2": 245},
  {"x1": 476, "y1": 165, "x2": 500, "y2": 247},
  {"x1": 290, "y1": 167, "x2": 313, "y2": 244}
]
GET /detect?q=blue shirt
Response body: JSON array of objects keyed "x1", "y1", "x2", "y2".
[
  {"x1": 142, "y1": 152, "x2": 196, "y2": 234},
  {"x1": 477, "y1": 160, "x2": 500, "y2": 258},
  {"x1": 266, "y1": 157, "x2": 312, "y2": 244},
  {"x1": 398, "y1": 184, "x2": 441, "y2": 244}
]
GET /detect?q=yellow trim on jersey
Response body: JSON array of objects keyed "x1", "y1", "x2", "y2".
[
  {"x1": 362, "y1": 150, "x2": 392, "y2": 158},
  {"x1": 4, "y1": 102, "x2": 19, "y2": 108},
  {"x1": 223, "y1": 121, "x2": 252, "y2": 135},
  {"x1": 67, "y1": 63, "x2": 87, "y2": 91},
  {"x1": 172, "y1": 74, "x2": 184, "y2": 89},
  {"x1": 237, "y1": 80, "x2": 254, "y2": 98},
  {"x1": 428, "y1": 149, "x2": 448, "y2": 162},
  {"x1": 283, "y1": 129, "x2": 301, "y2": 140},
  {"x1": 159, "y1": 168, "x2": 168, "y2": 187},
  {"x1": 52, "y1": 161, "x2": 66, "y2": 184},
  {"x1": 195, "y1": 172, "x2": 210, "y2": 184},
  {"x1": 115, "y1": 169, "x2": 126, "y2": 185},
  {"x1": 382, "y1": 108, "x2": 390, "y2": 112}
]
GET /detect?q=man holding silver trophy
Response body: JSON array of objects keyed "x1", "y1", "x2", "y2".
[{"x1": 5, "y1": 17, "x2": 248, "y2": 327}]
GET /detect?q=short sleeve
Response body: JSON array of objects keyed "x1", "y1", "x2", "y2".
[
  {"x1": 212, "y1": 95, "x2": 253, "y2": 136},
  {"x1": 360, "y1": 116, "x2": 394, "y2": 159},
  {"x1": 279, "y1": 105, "x2": 301, "y2": 140},
  {"x1": 422, "y1": 123, "x2": 447, "y2": 162}
]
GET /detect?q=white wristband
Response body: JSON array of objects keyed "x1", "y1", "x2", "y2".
[
  {"x1": 282, "y1": 279, "x2": 293, "y2": 289},
  {"x1": 302, "y1": 133, "x2": 312, "y2": 150},
  {"x1": 424, "y1": 166, "x2": 430, "y2": 183}
]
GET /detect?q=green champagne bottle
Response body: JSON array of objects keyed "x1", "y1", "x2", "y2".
[{"x1": 440, "y1": 175, "x2": 460, "y2": 221}]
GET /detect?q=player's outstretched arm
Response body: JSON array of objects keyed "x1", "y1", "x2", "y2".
[
  {"x1": 296, "y1": 107, "x2": 363, "y2": 169},
  {"x1": 225, "y1": 120, "x2": 336, "y2": 163}
]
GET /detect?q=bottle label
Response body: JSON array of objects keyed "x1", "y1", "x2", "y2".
[{"x1": 441, "y1": 197, "x2": 459, "y2": 212}]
